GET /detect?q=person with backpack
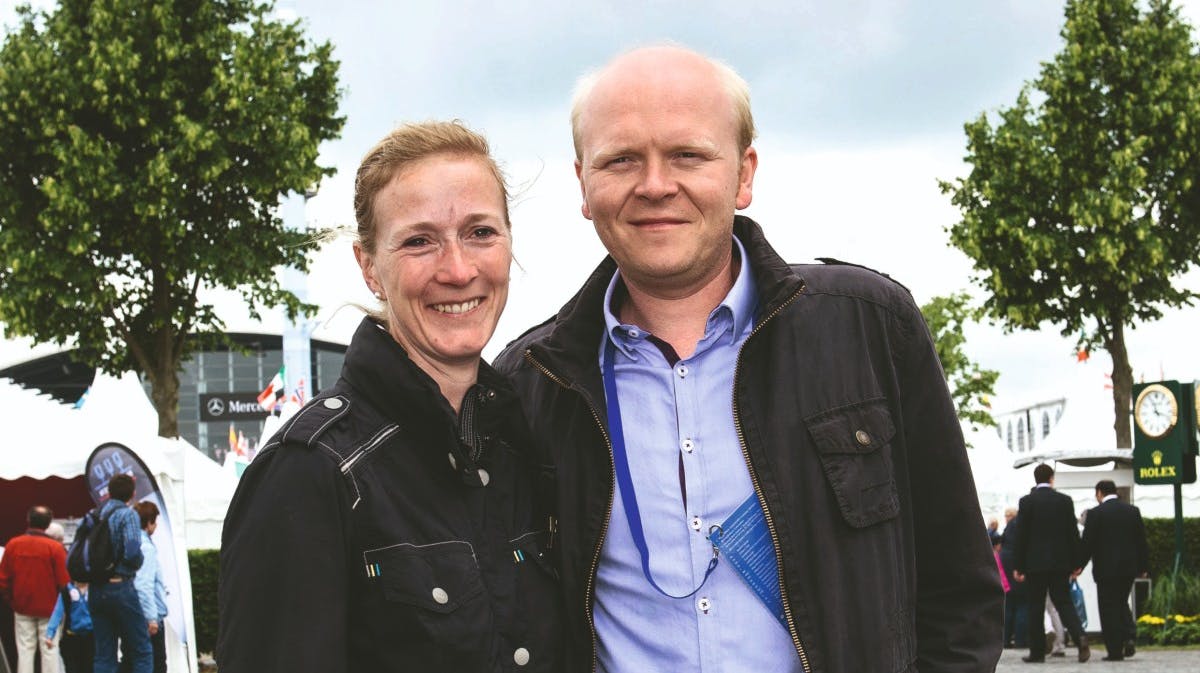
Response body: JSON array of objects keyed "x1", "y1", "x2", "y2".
[
  {"x1": 84, "y1": 474, "x2": 148, "y2": 673},
  {"x1": 44, "y1": 582, "x2": 92, "y2": 673}
]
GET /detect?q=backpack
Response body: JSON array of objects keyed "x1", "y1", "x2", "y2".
[{"x1": 67, "y1": 506, "x2": 122, "y2": 583}]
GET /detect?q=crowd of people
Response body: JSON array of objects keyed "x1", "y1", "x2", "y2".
[
  {"x1": 994, "y1": 464, "x2": 1150, "y2": 663},
  {"x1": 0, "y1": 474, "x2": 169, "y2": 673}
]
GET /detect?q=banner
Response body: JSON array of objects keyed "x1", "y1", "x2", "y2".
[{"x1": 85, "y1": 443, "x2": 191, "y2": 668}]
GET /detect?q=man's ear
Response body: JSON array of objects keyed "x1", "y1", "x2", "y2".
[
  {"x1": 576, "y1": 160, "x2": 592, "y2": 221},
  {"x1": 735, "y1": 146, "x2": 758, "y2": 210}
]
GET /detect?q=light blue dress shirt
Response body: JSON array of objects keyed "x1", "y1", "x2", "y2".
[
  {"x1": 134, "y1": 529, "x2": 169, "y2": 622},
  {"x1": 594, "y1": 236, "x2": 801, "y2": 673}
]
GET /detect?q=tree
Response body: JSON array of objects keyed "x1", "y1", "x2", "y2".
[
  {"x1": 0, "y1": 0, "x2": 343, "y2": 437},
  {"x1": 939, "y1": 0, "x2": 1200, "y2": 448},
  {"x1": 920, "y1": 293, "x2": 1000, "y2": 436}
]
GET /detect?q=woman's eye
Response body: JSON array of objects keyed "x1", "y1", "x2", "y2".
[{"x1": 470, "y1": 226, "x2": 499, "y2": 239}]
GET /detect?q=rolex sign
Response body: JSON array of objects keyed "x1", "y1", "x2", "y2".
[{"x1": 1132, "y1": 380, "x2": 1197, "y2": 485}]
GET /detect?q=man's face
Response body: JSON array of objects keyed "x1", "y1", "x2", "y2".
[{"x1": 575, "y1": 50, "x2": 757, "y2": 295}]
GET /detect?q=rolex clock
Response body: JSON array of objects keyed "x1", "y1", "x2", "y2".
[
  {"x1": 1133, "y1": 380, "x2": 1196, "y2": 485},
  {"x1": 1134, "y1": 383, "x2": 1178, "y2": 438}
]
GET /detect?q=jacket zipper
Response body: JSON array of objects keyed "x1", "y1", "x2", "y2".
[
  {"x1": 523, "y1": 350, "x2": 614, "y2": 673},
  {"x1": 732, "y1": 282, "x2": 810, "y2": 673}
]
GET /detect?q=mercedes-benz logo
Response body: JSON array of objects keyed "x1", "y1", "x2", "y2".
[{"x1": 207, "y1": 398, "x2": 226, "y2": 416}]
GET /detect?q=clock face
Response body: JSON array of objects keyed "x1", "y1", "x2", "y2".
[{"x1": 1135, "y1": 384, "x2": 1178, "y2": 439}]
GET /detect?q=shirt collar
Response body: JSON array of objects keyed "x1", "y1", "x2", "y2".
[
  {"x1": 1102, "y1": 494, "x2": 1119, "y2": 503},
  {"x1": 602, "y1": 234, "x2": 757, "y2": 358}
]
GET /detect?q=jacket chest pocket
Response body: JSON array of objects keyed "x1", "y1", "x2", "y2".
[
  {"x1": 363, "y1": 540, "x2": 491, "y2": 651},
  {"x1": 805, "y1": 398, "x2": 900, "y2": 528}
]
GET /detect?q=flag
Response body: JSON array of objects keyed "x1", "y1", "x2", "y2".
[
  {"x1": 296, "y1": 376, "x2": 307, "y2": 405},
  {"x1": 1076, "y1": 348, "x2": 1089, "y2": 362},
  {"x1": 257, "y1": 366, "x2": 286, "y2": 410},
  {"x1": 228, "y1": 424, "x2": 237, "y2": 455},
  {"x1": 73, "y1": 386, "x2": 91, "y2": 409},
  {"x1": 236, "y1": 430, "x2": 249, "y2": 457}
]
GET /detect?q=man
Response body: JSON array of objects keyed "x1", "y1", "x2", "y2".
[
  {"x1": 0, "y1": 506, "x2": 69, "y2": 673},
  {"x1": 88, "y1": 474, "x2": 148, "y2": 673},
  {"x1": 1000, "y1": 507, "x2": 1029, "y2": 648},
  {"x1": 1080, "y1": 479, "x2": 1148, "y2": 661},
  {"x1": 496, "y1": 45, "x2": 1003, "y2": 672},
  {"x1": 1011, "y1": 463, "x2": 1090, "y2": 663},
  {"x1": 120, "y1": 502, "x2": 167, "y2": 673}
]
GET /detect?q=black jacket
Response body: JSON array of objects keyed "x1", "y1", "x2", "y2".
[
  {"x1": 494, "y1": 217, "x2": 1003, "y2": 673},
  {"x1": 1012, "y1": 486, "x2": 1081, "y2": 576},
  {"x1": 217, "y1": 318, "x2": 561, "y2": 672},
  {"x1": 1080, "y1": 497, "x2": 1149, "y2": 581}
]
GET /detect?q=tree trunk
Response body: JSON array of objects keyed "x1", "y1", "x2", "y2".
[
  {"x1": 1107, "y1": 317, "x2": 1133, "y2": 449},
  {"x1": 149, "y1": 356, "x2": 181, "y2": 438}
]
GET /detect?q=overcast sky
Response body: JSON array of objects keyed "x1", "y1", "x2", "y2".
[{"x1": 2, "y1": 0, "x2": 1198, "y2": 415}]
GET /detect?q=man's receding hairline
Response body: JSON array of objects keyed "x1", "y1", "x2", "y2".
[{"x1": 570, "y1": 45, "x2": 755, "y2": 160}]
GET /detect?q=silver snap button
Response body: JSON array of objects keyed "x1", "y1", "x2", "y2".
[
  {"x1": 690, "y1": 516, "x2": 703, "y2": 532},
  {"x1": 676, "y1": 365, "x2": 689, "y2": 378},
  {"x1": 447, "y1": 453, "x2": 458, "y2": 470},
  {"x1": 697, "y1": 597, "x2": 712, "y2": 613},
  {"x1": 628, "y1": 328, "x2": 640, "y2": 338},
  {"x1": 681, "y1": 438, "x2": 695, "y2": 453},
  {"x1": 513, "y1": 647, "x2": 530, "y2": 666},
  {"x1": 477, "y1": 468, "x2": 490, "y2": 486},
  {"x1": 431, "y1": 587, "x2": 449, "y2": 604},
  {"x1": 855, "y1": 430, "x2": 871, "y2": 446},
  {"x1": 323, "y1": 398, "x2": 344, "y2": 410}
]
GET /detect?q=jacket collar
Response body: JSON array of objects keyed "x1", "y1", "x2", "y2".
[
  {"x1": 339, "y1": 316, "x2": 516, "y2": 434},
  {"x1": 528, "y1": 215, "x2": 805, "y2": 384}
]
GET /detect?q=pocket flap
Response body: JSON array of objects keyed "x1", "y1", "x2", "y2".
[
  {"x1": 365, "y1": 541, "x2": 484, "y2": 614},
  {"x1": 806, "y1": 398, "x2": 896, "y2": 454}
]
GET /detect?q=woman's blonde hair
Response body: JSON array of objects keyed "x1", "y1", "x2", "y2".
[{"x1": 353, "y1": 120, "x2": 510, "y2": 256}]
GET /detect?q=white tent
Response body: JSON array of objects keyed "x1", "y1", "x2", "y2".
[{"x1": 0, "y1": 372, "x2": 240, "y2": 673}]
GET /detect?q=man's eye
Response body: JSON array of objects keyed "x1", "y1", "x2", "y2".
[{"x1": 401, "y1": 236, "x2": 429, "y2": 248}]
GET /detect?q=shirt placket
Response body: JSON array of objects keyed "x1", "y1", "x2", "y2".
[{"x1": 673, "y1": 355, "x2": 721, "y2": 670}]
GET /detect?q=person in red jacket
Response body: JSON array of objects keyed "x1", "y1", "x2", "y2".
[{"x1": 0, "y1": 505, "x2": 70, "y2": 673}]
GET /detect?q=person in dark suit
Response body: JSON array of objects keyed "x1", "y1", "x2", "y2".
[
  {"x1": 1012, "y1": 464, "x2": 1090, "y2": 663},
  {"x1": 1080, "y1": 479, "x2": 1149, "y2": 661}
]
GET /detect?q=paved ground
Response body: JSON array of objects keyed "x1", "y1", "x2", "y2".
[{"x1": 995, "y1": 646, "x2": 1199, "y2": 672}]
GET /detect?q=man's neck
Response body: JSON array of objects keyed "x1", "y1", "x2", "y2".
[{"x1": 618, "y1": 255, "x2": 739, "y2": 360}]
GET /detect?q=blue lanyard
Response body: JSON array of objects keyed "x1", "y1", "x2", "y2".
[{"x1": 603, "y1": 338, "x2": 719, "y2": 599}]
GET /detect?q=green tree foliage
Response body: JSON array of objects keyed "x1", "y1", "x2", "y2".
[
  {"x1": 0, "y1": 0, "x2": 343, "y2": 436},
  {"x1": 187, "y1": 548, "x2": 220, "y2": 655},
  {"x1": 939, "y1": 0, "x2": 1200, "y2": 449},
  {"x1": 920, "y1": 292, "x2": 999, "y2": 435}
]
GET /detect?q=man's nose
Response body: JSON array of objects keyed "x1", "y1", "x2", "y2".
[
  {"x1": 633, "y1": 157, "x2": 677, "y2": 200},
  {"x1": 435, "y1": 241, "x2": 478, "y2": 285}
]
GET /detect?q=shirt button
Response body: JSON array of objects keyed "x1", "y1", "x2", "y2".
[
  {"x1": 855, "y1": 430, "x2": 872, "y2": 446},
  {"x1": 513, "y1": 647, "x2": 530, "y2": 666},
  {"x1": 628, "y1": 328, "x2": 640, "y2": 338},
  {"x1": 676, "y1": 365, "x2": 689, "y2": 378},
  {"x1": 697, "y1": 597, "x2": 712, "y2": 613},
  {"x1": 477, "y1": 468, "x2": 490, "y2": 487},
  {"x1": 431, "y1": 587, "x2": 449, "y2": 605},
  {"x1": 690, "y1": 516, "x2": 703, "y2": 531},
  {"x1": 680, "y1": 438, "x2": 695, "y2": 453}
]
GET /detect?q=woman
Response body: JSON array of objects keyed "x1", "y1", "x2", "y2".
[{"x1": 217, "y1": 121, "x2": 561, "y2": 672}]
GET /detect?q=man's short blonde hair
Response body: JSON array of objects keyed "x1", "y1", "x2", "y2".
[{"x1": 569, "y1": 45, "x2": 756, "y2": 160}]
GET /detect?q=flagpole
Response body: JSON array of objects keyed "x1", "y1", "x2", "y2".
[{"x1": 279, "y1": 188, "x2": 315, "y2": 419}]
